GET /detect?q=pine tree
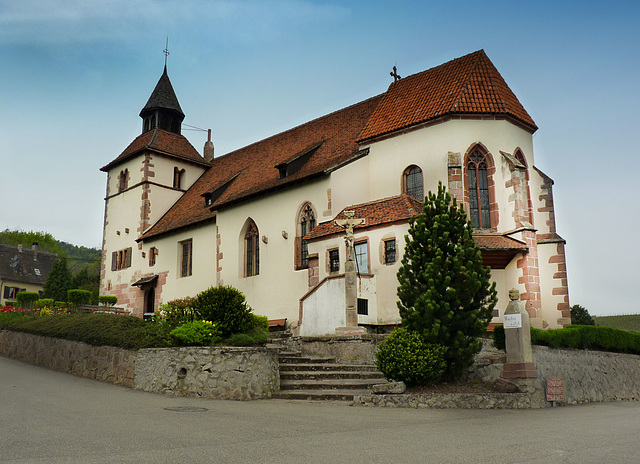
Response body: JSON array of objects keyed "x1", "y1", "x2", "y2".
[
  {"x1": 570, "y1": 304, "x2": 595, "y2": 325},
  {"x1": 397, "y1": 182, "x2": 497, "y2": 378},
  {"x1": 43, "y1": 256, "x2": 74, "y2": 302}
]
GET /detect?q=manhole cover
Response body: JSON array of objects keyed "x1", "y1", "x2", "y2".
[{"x1": 164, "y1": 406, "x2": 208, "y2": 413}]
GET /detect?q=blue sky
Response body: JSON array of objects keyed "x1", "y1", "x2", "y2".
[{"x1": 1, "y1": 0, "x2": 638, "y2": 315}]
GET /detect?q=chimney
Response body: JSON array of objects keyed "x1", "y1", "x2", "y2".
[
  {"x1": 32, "y1": 242, "x2": 38, "y2": 260},
  {"x1": 203, "y1": 129, "x2": 214, "y2": 163}
]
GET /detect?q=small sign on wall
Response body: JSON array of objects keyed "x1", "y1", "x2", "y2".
[
  {"x1": 546, "y1": 377, "x2": 565, "y2": 402},
  {"x1": 503, "y1": 313, "x2": 522, "y2": 329}
]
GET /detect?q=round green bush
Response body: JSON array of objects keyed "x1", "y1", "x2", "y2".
[
  {"x1": 170, "y1": 320, "x2": 221, "y2": 346},
  {"x1": 194, "y1": 285, "x2": 253, "y2": 338},
  {"x1": 375, "y1": 328, "x2": 447, "y2": 387}
]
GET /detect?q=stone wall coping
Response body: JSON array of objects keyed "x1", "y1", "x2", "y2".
[{"x1": 296, "y1": 334, "x2": 387, "y2": 342}]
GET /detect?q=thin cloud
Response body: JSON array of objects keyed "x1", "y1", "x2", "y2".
[{"x1": 0, "y1": 0, "x2": 350, "y2": 45}]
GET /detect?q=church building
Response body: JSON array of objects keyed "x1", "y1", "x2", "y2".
[{"x1": 99, "y1": 50, "x2": 570, "y2": 335}]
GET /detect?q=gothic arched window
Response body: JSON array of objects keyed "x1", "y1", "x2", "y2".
[
  {"x1": 296, "y1": 203, "x2": 316, "y2": 269},
  {"x1": 403, "y1": 166, "x2": 423, "y2": 201},
  {"x1": 466, "y1": 148, "x2": 491, "y2": 229},
  {"x1": 244, "y1": 220, "x2": 260, "y2": 277}
]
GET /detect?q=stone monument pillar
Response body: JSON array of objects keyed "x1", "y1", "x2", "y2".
[
  {"x1": 502, "y1": 288, "x2": 537, "y2": 379},
  {"x1": 335, "y1": 211, "x2": 366, "y2": 335}
]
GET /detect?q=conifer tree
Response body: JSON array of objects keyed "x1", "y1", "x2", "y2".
[
  {"x1": 397, "y1": 182, "x2": 497, "y2": 378},
  {"x1": 43, "y1": 256, "x2": 74, "y2": 302}
]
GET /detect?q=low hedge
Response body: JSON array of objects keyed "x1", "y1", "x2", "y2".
[
  {"x1": 0, "y1": 313, "x2": 172, "y2": 350},
  {"x1": 493, "y1": 324, "x2": 640, "y2": 355}
]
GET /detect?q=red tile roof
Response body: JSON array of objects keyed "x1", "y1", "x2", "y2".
[
  {"x1": 137, "y1": 51, "x2": 536, "y2": 242},
  {"x1": 358, "y1": 50, "x2": 537, "y2": 142},
  {"x1": 100, "y1": 128, "x2": 208, "y2": 172},
  {"x1": 139, "y1": 96, "x2": 384, "y2": 241},
  {"x1": 473, "y1": 234, "x2": 528, "y2": 251},
  {"x1": 306, "y1": 195, "x2": 423, "y2": 241}
]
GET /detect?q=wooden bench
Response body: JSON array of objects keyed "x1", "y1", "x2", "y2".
[{"x1": 268, "y1": 318, "x2": 287, "y2": 329}]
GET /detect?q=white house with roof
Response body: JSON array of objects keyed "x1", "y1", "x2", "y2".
[{"x1": 99, "y1": 50, "x2": 570, "y2": 335}]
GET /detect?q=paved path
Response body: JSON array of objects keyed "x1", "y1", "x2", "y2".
[{"x1": 1, "y1": 356, "x2": 639, "y2": 463}]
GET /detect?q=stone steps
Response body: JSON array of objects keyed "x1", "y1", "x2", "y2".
[{"x1": 275, "y1": 352, "x2": 388, "y2": 402}]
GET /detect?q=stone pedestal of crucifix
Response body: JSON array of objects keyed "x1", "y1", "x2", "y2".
[{"x1": 334, "y1": 211, "x2": 366, "y2": 335}]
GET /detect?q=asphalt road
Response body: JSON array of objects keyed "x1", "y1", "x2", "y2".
[{"x1": 1, "y1": 356, "x2": 639, "y2": 464}]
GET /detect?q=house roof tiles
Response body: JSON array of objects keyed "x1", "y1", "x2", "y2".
[{"x1": 0, "y1": 245, "x2": 57, "y2": 287}]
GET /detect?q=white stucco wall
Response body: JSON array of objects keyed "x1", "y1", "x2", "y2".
[
  {"x1": 214, "y1": 177, "x2": 330, "y2": 322},
  {"x1": 335, "y1": 119, "x2": 535, "y2": 234}
]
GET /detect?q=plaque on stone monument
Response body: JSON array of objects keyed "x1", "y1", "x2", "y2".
[{"x1": 503, "y1": 313, "x2": 522, "y2": 329}]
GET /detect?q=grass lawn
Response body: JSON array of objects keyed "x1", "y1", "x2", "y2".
[{"x1": 593, "y1": 314, "x2": 640, "y2": 333}]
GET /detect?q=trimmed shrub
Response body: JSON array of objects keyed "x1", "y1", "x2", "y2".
[
  {"x1": 35, "y1": 298, "x2": 55, "y2": 309},
  {"x1": 250, "y1": 314, "x2": 269, "y2": 332},
  {"x1": 375, "y1": 328, "x2": 447, "y2": 387},
  {"x1": 170, "y1": 320, "x2": 221, "y2": 346},
  {"x1": 493, "y1": 325, "x2": 506, "y2": 350},
  {"x1": 494, "y1": 324, "x2": 640, "y2": 355},
  {"x1": 68, "y1": 289, "x2": 93, "y2": 308},
  {"x1": 98, "y1": 295, "x2": 118, "y2": 307},
  {"x1": 194, "y1": 286, "x2": 253, "y2": 338},
  {"x1": 5, "y1": 313, "x2": 172, "y2": 349},
  {"x1": 160, "y1": 297, "x2": 197, "y2": 325},
  {"x1": 16, "y1": 292, "x2": 39, "y2": 309},
  {"x1": 4, "y1": 301, "x2": 16, "y2": 308}
]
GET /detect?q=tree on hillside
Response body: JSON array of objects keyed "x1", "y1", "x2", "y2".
[
  {"x1": 570, "y1": 304, "x2": 595, "y2": 326},
  {"x1": 43, "y1": 256, "x2": 74, "y2": 302},
  {"x1": 397, "y1": 182, "x2": 497, "y2": 378},
  {"x1": 0, "y1": 229, "x2": 61, "y2": 254}
]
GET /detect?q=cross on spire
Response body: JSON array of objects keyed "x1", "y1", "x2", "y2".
[
  {"x1": 163, "y1": 37, "x2": 170, "y2": 67},
  {"x1": 390, "y1": 65, "x2": 401, "y2": 82}
]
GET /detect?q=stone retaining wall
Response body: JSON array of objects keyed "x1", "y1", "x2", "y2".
[
  {"x1": 0, "y1": 330, "x2": 279, "y2": 400},
  {"x1": 0, "y1": 331, "x2": 136, "y2": 386},
  {"x1": 283, "y1": 334, "x2": 386, "y2": 365},
  {"x1": 533, "y1": 346, "x2": 640, "y2": 404},
  {"x1": 134, "y1": 346, "x2": 279, "y2": 400}
]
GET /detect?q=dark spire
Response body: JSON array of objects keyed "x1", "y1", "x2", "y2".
[{"x1": 139, "y1": 66, "x2": 185, "y2": 135}]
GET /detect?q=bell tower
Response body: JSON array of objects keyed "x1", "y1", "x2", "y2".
[{"x1": 139, "y1": 65, "x2": 185, "y2": 135}]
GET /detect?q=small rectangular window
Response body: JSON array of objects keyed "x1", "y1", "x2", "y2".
[
  {"x1": 112, "y1": 247, "x2": 132, "y2": 270},
  {"x1": 180, "y1": 240, "x2": 192, "y2": 277},
  {"x1": 329, "y1": 249, "x2": 340, "y2": 273},
  {"x1": 357, "y1": 298, "x2": 368, "y2": 315},
  {"x1": 384, "y1": 239, "x2": 396, "y2": 264},
  {"x1": 149, "y1": 247, "x2": 157, "y2": 267}
]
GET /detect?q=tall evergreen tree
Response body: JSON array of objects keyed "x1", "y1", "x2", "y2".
[
  {"x1": 397, "y1": 182, "x2": 497, "y2": 378},
  {"x1": 43, "y1": 256, "x2": 74, "y2": 302}
]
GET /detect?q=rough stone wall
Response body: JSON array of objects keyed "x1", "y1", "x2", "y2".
[
  {"x1": 0, "y1": 331, "x2": 136, "y2": 387},
  {"x1": 284, "y1": 334, "x2": 386, "y2": 365},
  {"x1": 533, "y1": 346, "x2": 640, "y2": 404},
  {"x1": 134, "y1": 346, "x2": 280, "y2": 400},
  {"x1": 0, "y1": 331, "x2": 279, "y2": 400}
]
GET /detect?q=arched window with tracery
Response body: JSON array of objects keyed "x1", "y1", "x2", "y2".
[
  {"x1": 514, "y1": 149, "x2": 534, "y2": 226},
  {"x1": 466, "y1": 147, "x2": 492, "y2": 229},
  {"x1": 296, "y1": 203, "x2": 316, "y2": 269},
  {"x1": 403, "y1": 165, "x2": 423, "y2": 201},
  {"x1": 244, "y1": 219, "x2": 259, "y2": 277}
]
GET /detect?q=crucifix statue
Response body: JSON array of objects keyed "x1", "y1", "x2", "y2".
[
  {"x1": 390, "y1": 65, "x2": 401, "y2": 82},
  {"x1": 335, "y1": 210, "x2": 365, "y2": 261},
  {"x1": 334, "y1": 210, "x2": 366, "y2": 333}
]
